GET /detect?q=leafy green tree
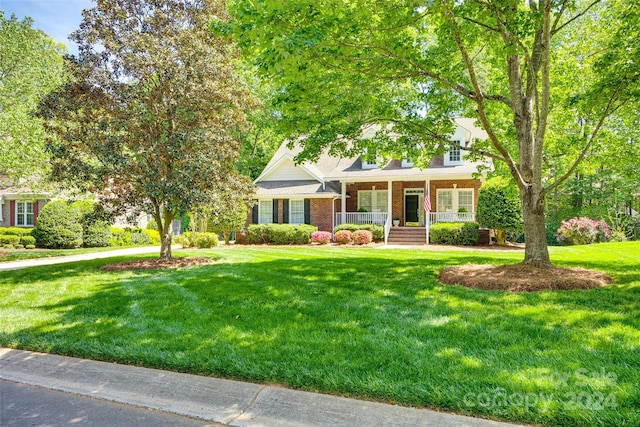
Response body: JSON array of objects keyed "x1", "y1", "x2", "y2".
[
  {"x1": 39, "y1": 0, "x2": 257, "y2": 259},
  {"x1": 226, "y1": 0, "x2": 640, "y2": 267},
  {"x1": 477, "y1": 177, "x2": 523, "y2": 245},
  {"x1": 0, "y1": 12, "x2": 65, "y2": 183},
  {"x1": 207, "y1": 177, "x2": 254, "y2": 244}
]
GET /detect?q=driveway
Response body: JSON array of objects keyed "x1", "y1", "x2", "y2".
[{"x1": 0, "y1": 246, "x2": 181, "y2": 272}]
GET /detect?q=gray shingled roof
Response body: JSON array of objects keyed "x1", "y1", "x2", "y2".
[
  {"x1": 255, "y1": 180, "x2": 341, "y2": 197},
  {"x1": 258, "y1": 118, "x2": 490, "y2": 184}
]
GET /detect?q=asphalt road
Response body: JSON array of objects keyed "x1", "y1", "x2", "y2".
[{"x1": 0, "y1": 380, "x2": 221, "y2": 427}]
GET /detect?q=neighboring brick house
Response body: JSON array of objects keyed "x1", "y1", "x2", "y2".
[
  {"x1": 0, "y1": 176, "x2": 48, "y2": 228},
  {"x1": 249, "y1": 118, "x2": 490, "y2": 244}
]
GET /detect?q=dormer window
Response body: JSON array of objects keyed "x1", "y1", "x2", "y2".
[
  {"x1": 362, "y1": 159, "x2": 379, "y2": 169},
  {"x1": 401, "y1": 158, "x2": 414, "y2": 168},
  {"x1": 444, "y1": 141, "x2": 464, "y2": 165}
]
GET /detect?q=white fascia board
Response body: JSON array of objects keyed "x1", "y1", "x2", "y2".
[{"x1": 254, "y1": 193, "x2": 337, "y2": 199}]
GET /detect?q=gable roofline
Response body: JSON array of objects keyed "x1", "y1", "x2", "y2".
[{"x1": 254, "y1": 154, "x2": 325, "y2": 184}]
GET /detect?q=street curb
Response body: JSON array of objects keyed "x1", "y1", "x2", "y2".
[{"x1": 0, "y1": 348, "x2": 522, "y2": 427}]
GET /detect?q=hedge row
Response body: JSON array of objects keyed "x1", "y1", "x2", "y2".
[
  {"x1": 429, "y1": 222, "x2": 480, "y2": 246},
  {"x1": 0, "y1": 231, "x2": 36, "y2": 248},
  {"x1": 333, "y1": 223, "x2": 384, "y2": 241},
  {"x1": 246, "y1": 224, "x2": 317, "y2": 245},
  {"x1": 174, "y1": 232, "x2": 219, "y2": 248}
]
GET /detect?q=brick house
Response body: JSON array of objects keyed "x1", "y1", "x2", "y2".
[
  {"x1": 249, "y1": 118, "x2": 490, "y2": 244},
  {"x1": 0, "y1": 175, "x2": 48, "y2": 228}
]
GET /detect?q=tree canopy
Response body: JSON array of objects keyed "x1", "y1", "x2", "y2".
[
  {"x1": 226, "y1": 0, "x2": 640, "y2": 266},
  {"x1": 39, "y1": 0, "x2": 256, "y2": 258},
  {"x1": 0, "y1": 12, "x2": 66, "y2": 184}
]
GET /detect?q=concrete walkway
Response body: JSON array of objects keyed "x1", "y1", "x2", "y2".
[
  {"x1": 0, "y1": 348, "x2": 523, "y2": 427},
  {"x1": 0, "y1": 246, "x2": 179, "y2": 271}
]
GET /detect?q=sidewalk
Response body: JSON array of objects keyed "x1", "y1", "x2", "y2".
[
  {"x1": 0, "y1": 348, "x2": 522, "y2": 427},
  {"x1": 0, "y1": 246, "x2": 179, "y2": 271}
]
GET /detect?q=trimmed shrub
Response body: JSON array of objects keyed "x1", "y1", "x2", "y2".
[
  {"x1": 555, "y1": 217, "x2": 611, "y2": 245},
  {"x1": 110, "y1": 227, "x2": 131, "y2": 247},
  {"x1": 334, "y1": 229, "x2": 353, "y2": 244},
  {"x1": 0, "y1": 235, "x2": 21, "y2": 246},
  {"x1": 246, "y1": 224, "x2": 316, "y2": 245},
  {"x1": 145, "y1": 229, "x2": 161, "y2": 244},
  {"x1": 83, "y1": 221, "x2": 112, "y2": 247},
  {"x1": 353, "y1": 229, "x2": 373, "y2": 245},
  {"x1": 33, "y1": 200, "x2": 84, "y2": 249},
  {"x1": 311, "y1": 231, "x2": 332, "y2": 244},
  {"x1": 174, "y1": 234, "x2": 192, "y2": 247},
  {"x1": 430, "y1": 222, "x2": 480, "y2": 246},
  {"x1": 333, "y1": 223, "x2": 384, "y2": 242},
  {"x1": 25, "y1": 245, "x2": 36, "y2": 249},
  {"x1": 196, "y1": 232, "x2": 219, "y2": 248},
  {"x1": 20, "y1": 235, "x2": 36, "y2": 246},
  {"x1": 0, "y1": 227, "x2": 34, "y2": 236},
  {"x1": 477, "y1": 177, "x2": 522, "y2": 244},
  {"x1": 146, "y1": 218, "x2": 158, "y2": 231}
]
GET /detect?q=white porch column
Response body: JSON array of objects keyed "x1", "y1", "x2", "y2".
[
  {"x1": 341, "y1": 181, "x2": 347, "y2": 224},
  {"x1": 387, "y1": 180, "x2": 392, "y2": 221},
  {"x1": 425, "y1": 179, "x2": 430, "y2": 244}
]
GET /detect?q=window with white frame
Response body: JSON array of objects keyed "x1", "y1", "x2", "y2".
[
  {"x1": 444, "y1": 141, "x2": 464, "y2": 165},
  {"x1": 458, "y1": 190, "x2": 473, "y2": 212},
  {"x1": 259, "y1": 200, "x2": 273, "y2": 224},
  {"x1": 437, "y1": 189, "x2": 473, "y2": 212},
  {"x1": 358, "y1": 190, "x2": 388, "y2": 212},
  {"x1": 289, "y1": 199, "x2": 305, "y2": 224},
  {"x1": 16, "y1": 201, "x2": 35, "y2": 226}
]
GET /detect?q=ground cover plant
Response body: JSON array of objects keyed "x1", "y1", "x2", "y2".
[{"x1": 0, "y1": 243, "x2": 638, "y2": 426}]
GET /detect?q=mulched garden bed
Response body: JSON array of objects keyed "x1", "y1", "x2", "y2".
[
  {"x1": 439, "y1": 263, "x2": 614, "y2": 292},
  {"x1": 100, "y1": 257, "x2": 214, "y2": 271}
]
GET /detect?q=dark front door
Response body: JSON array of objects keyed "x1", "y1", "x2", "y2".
[{"x1": 405, "y1": 194, "x2": 419, "y2": 223}]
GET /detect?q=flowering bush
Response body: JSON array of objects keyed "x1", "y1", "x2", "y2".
[
  {"x1": 311, "y1": 231, "x2": 332, "y2": 244},
  {"x1": 555, "y1": 217, "x2": 611, "y2": 245},
  {"x1": 333, "y1": 229, "x2": 353, "y2": 244},
  {"x1": 352, "y1": 229, "x2": 373, "y2": 245}
]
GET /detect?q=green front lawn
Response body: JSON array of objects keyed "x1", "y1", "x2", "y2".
[{"x1": 0, "y1": 243, "x2": 638, "y2": 426}]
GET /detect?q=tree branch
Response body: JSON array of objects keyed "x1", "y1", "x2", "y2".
[
  {"x1": 442, "y1": 1, "x2": 526, "y2": 189},
  {"x1": 552, "y1": 0, "x2": 602, "y2": 35}
]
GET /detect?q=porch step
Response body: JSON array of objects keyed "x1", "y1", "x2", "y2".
[{"x1": 387, "y1": 227, "x2": 427, "y2": 245}]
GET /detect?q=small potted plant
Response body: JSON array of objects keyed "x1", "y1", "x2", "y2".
[{"x1": 393, "y1": 216, "x2": 400, "y2": 227}]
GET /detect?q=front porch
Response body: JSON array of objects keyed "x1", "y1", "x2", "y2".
[
  {"x1": 334, "y1": 211, "x2": 477, "y2": 245},
  {"x1": 333, "y1": 178, "x2": 480, "y2": 245}
]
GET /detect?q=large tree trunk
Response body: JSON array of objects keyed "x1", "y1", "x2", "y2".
[
  {"x1": 159, "y1": 211, "x2": 175, "y2": 260},
  {"x1": 521, "y1": 187, "x2": 552, "y2": 267},
  {"x1": 160, "y1": 232, "x2": 172, "y2": 259}
]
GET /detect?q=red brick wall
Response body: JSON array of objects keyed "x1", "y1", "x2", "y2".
[{"x1": 310, "y1": 198, "x2": 333, "y2": 232}]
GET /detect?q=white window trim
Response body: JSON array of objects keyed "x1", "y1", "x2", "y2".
[
  {"x1": 289, "y1": 199, "x2": 305, "y2": 225},
  {"x1": 258, "y1": 199, "x2": 273, "y2": 224},
  {"x1": 436, "y1": 189, "x2": 474, "y2": 212},
  {"x1": 444, "y1": 140, "x2": 465, "y2": 166},
  {"x1": 15, "y1": 200, "x2": 35, "y2": 227},
  {"x1": 358, "y1": 189, "x2": 388, "y2": 212}
]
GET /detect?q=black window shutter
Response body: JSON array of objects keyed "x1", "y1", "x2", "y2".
[
  {"x1": 251, "y1": 205, "x2": 258, "y2": 224},
  {"x1": 272, "y1": 199, "x2": 279, "y2": 223},
  {"x1": 304, "y1": 199, "x2": 311, "y2": 224},
  {"x1": 283, "y1": 199, "x2": 289, "y2": 224}
]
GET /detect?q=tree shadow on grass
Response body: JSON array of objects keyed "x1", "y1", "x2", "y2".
[{"x1": 0, "y1": 248, "x2": 638, "y2": 426}]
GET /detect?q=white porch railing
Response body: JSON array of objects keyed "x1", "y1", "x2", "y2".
[
  {"x1": 335, "y1": 212, "x2": 389, "y2": 226},
  {"x1": 384, "y1": 213, "x2": 392, "y2": 245},
  {"x1": 429, "y1": 212, "x2": 476, "y2": 223}
]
